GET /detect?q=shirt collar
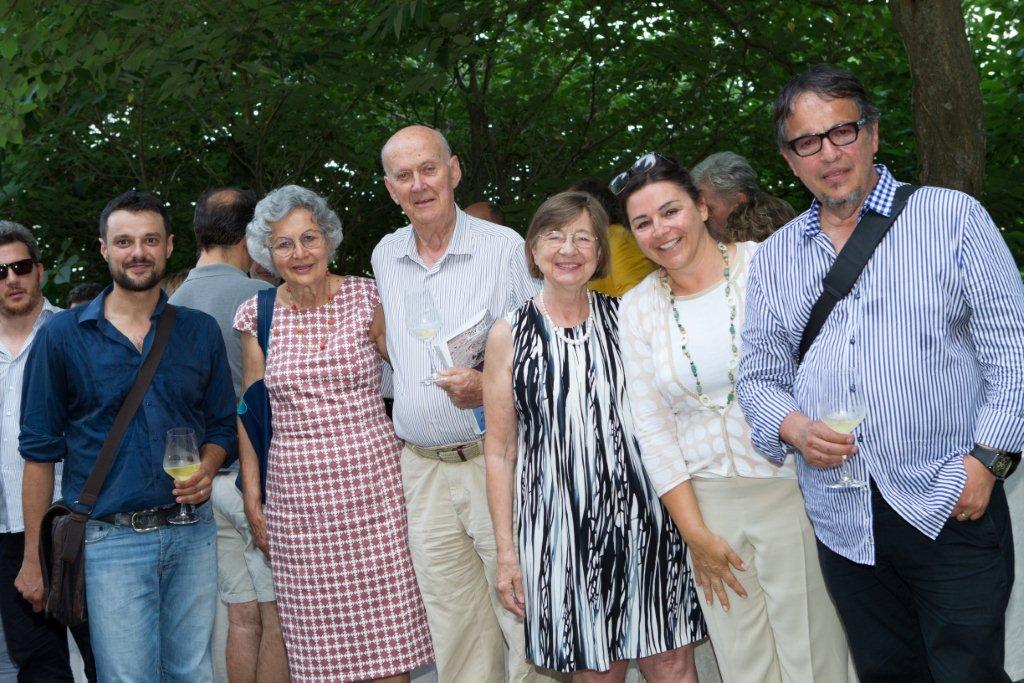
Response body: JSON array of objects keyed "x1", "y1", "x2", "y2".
[
  {"x1": 397, "y1": 205, "x2": 474, "y2": 262},
  {"x1": 77, "y1": 284, "x2": 170, "y2": 324},
  {"x1": 35, "y1": 298, "x2": 60, "y2": 330},
  {"x1": 804, "y1": 164, "x2": 896, "y2": 238}
]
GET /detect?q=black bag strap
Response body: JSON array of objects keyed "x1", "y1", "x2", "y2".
[
  {"x1": 76, "y1": 305, "x2": 177, "y2": 512},
  {"x1": 256, "y1": 288, "x2": 276, "y2": 356},
  {"x1": 797, "y1": 184, "x2": 917, "y2": 364}
]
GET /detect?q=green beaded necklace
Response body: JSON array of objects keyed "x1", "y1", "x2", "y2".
[{"x1": 659, "y1": 242, "x2": 738, "y2": 413}]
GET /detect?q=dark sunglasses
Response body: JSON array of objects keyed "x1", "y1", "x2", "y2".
[
  {"x1": 609, "y1": 152, "x2": 679, "y2": 195},
  {"x1": 0, "y1": 258, "x2": 35, "y2": 280}
]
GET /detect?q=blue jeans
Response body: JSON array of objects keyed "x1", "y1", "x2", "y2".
[{"x1": 84, "y1": 504, "x2": 216, "y2": 683}]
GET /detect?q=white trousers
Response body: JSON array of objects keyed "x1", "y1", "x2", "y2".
[{"x1": 690, "y1": 476, "x2": 856, "y2": 683}]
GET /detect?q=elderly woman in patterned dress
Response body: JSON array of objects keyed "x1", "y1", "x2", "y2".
[
  {"x1": 612, "y1": 153, "x2": 851, "y2": 682},
  {"x1": 234, "y1": 185, "x2": 432, "y2": 682},
  {"x1": 483, "y1": 190, "x2": 706, "y2": 681}
]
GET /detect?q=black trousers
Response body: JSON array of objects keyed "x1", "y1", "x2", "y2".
[
  {"x1": 0, "y1": 533, "x2": 96, "y2": 683},
  {"x1": 817, "y1": 482, "x2": 1014, "y2": 683}
]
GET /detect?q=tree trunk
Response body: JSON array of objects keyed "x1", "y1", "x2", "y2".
[{"x1": 889, "y1": 0, "x2": 985, "y2": 197}]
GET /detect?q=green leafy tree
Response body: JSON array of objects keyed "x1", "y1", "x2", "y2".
[{"x1": 0, "y1": 0, "x2": 1019, "y2": 302}]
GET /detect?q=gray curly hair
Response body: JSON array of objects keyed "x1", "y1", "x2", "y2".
[{"x1": 247, "y1": 185, "x2": 343, "y2": 276}]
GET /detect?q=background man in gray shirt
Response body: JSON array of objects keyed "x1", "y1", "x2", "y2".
[{"x1": 169, "y1": 189, "x2": 287, "y2": 683}]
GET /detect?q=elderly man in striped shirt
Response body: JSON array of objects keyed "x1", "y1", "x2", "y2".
[
  {"x1": 737, "y1": 65, "x2": 1023, "y2": 682},
  {"x1": 372, "y1": 125, "x2": 557, "y2": 682}
]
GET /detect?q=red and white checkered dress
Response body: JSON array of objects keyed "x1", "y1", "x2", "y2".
[{"x1": 235, "y1": 276, "x2": 433, "y2": 682}]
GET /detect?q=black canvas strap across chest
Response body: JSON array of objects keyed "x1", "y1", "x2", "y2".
[{"x1": 797, "y1": 184, "x2": 917, "y2": 365}]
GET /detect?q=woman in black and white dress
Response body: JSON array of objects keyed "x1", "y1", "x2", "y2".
[{"x1": 483, "y1": 190, "x2": 706, "y2": 681}]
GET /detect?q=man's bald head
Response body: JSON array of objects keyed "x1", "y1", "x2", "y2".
[
  {"x1": 464, "y1": 201, "x2": 505, "y2": 225},
  {"x1": 380, "y1": 125, "x2": 452, "y2": 177},
  {"x1": 381, "y1": 125, "x2": 462, "y2": 231}
]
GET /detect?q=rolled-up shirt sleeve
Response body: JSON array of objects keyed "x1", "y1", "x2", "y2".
[
  {"x1": 736, "y1": 253, "x2": 801, "y2": 465},
  {"x1": 19, "y1": 322, "x2": 68, "y2": 463},
  {"x1": 620, "y1": 291, "x2": 691, "y2": 496},
  {"x1": 200, "y1": 320, "x2": 239, "y2": 464},
  {"x1": 958, "y1": 201, "x2": 1024, "y2": 451}
]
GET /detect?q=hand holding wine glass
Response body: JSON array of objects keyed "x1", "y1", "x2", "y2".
[
  {"x1": 816, "y1": 367, "x2": 868, "y2": 490},
  {"x1": 164, "y1": 427, "x2": 202, "y2": 525},
  {"x1": 404, "y1": 289, "x2": 444, "y2": 385}
]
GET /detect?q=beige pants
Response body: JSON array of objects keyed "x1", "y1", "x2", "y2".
[
  {"x1": 401, "y1": 446, "x2": 563, "y2": 683},
  {"x1": 690, "y1": 476, "x2": 855, "y2": 683}
]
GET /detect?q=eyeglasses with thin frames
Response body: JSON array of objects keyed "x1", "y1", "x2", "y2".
[
  {"x1": 0, "y1": 258, "x2": 35, "y2": 280},
  {"x1": 269, "y1": 230, "x2": 325, "y2": 259},
  {"x1": 785, "y1": 117, "x2": 871, "y2": 157},
  {"x1": 609, "y1": 152, "x2": 679, "y2": 195},
  {"x1": 539, "y1": 230, "x2": 597, "y2": 250}
]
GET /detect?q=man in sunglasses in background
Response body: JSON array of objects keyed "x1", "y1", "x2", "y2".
[
  {"x1": 0, "y1": 221, "x2": 96, "y2": 681},
  {"x1": 737, "y1": 64, "x2": 1023, "y2": 681}
]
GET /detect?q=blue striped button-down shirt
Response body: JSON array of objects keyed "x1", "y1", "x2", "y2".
[{"x1": 737, "y1": 165, "x2": 1024, "y2": 564}]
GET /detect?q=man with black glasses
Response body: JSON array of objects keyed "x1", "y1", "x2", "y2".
[
  {"x1": 738, "y1": 64, "x2": 1023, "y2": 681},
  {"x1": 0, "y1": 221, "x2": 95, "y2": 681}
]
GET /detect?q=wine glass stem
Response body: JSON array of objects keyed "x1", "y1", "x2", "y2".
[
  {"x1": 424, "y1": 340, "x2": 437, "y2": 379},
  {"x1": 840, "y1": 457, "x2": 853, "y2": 482}
]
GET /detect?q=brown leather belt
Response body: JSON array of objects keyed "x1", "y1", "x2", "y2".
[{"x1": 406, "y1": 439, "x2": 484, "y2": 463}]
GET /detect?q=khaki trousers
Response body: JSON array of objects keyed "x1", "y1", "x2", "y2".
[
  {"x1": 690, "y1": 476, "x2": 855, "y2": 683},
  {"x1": 401, "y1": 446, "x2": 564, "y2": 683}
]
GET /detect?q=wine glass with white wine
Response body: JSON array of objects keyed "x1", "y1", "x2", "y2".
[
  {"x1": 164, "y1": 427, "x2": 202, "y2": 524},
  {"x1": 816, "y1": 367, "x2": 868, "y2": 490},
  {"x1": 404, "y1": 289, "x2": 443, "y2": 385}
]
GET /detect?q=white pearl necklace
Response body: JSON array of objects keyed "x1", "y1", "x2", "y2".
[{"x1": 537, "y1": 290, "x2": 593, "y2": 347}]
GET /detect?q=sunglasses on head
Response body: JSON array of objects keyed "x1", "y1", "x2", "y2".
[
  {"x1": 608, "y1": 152, "x2": 679, "y2": 195},
  {"x1": 0, "y1": 258, "x2": 35, "y2": 280}
]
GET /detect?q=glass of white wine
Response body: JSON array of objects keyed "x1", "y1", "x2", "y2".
[
  {"x1": 404, "y1": 289, "x2": 443, "y2": 386},
  {"x1": 817, "y1": 368, "x2": 868, "y2": 490},
  {"x1": 164, "y1": 427, "x2": 201, "y2": 525}
]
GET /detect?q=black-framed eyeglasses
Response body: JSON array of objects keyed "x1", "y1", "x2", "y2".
[
  {"x1": 0, "y1": 258, "x2": 35, "y2": 280},
  {"x1": 785, "y1": 117, "x2": 871, "y2": 157},
  {"x1": 609, "y1": 151, "x2": 678, "y2": 195}
]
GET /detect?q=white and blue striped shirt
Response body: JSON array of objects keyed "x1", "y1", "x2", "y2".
[
  {"x1": 372, "y1": 207, "x2": 540, "y2": 447},
  {"x1": 0, "y1": 299, "x2": 62, "y2": 533},
  {"x1": 737, "y1": 165, "x2": 1024, "y2": 564}
]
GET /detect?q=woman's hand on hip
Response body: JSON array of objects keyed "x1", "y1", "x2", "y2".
[{"x1": 687, "y1": 526, "x2": 747, "y2": 611}]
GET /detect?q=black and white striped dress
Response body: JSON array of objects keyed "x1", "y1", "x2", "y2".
[{"x1": 510, "y1": 293, "x2": 706, "y2": 673}]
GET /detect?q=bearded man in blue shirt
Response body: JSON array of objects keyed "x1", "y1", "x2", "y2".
[
  {"x1": 17, "y1": 191, "x2": 236, "y2": 682},
  {"x1": 738, "y1": 65, "x2": 1023, "y2": 682}
]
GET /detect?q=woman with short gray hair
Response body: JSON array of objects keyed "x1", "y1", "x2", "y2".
[{"x1": 233, "y1": 185, "x2": 433, "y2": 682}]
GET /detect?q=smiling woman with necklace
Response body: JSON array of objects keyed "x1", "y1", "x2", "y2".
[
  {"x1": 614, "y1": 153, "x2": 852, "y2": 682},
  {"x1": 483, "y1": 191, "x2": 706, "y2": 681}
]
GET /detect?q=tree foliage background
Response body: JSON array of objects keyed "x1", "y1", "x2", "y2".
[{"x1": 0, "y1": 0, "x2": 1020, "y2": 301}]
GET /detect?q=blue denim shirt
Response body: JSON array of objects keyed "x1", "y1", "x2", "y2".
[{"x1": 19, "y1": 286, "x2": 237, "y2": 517}]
